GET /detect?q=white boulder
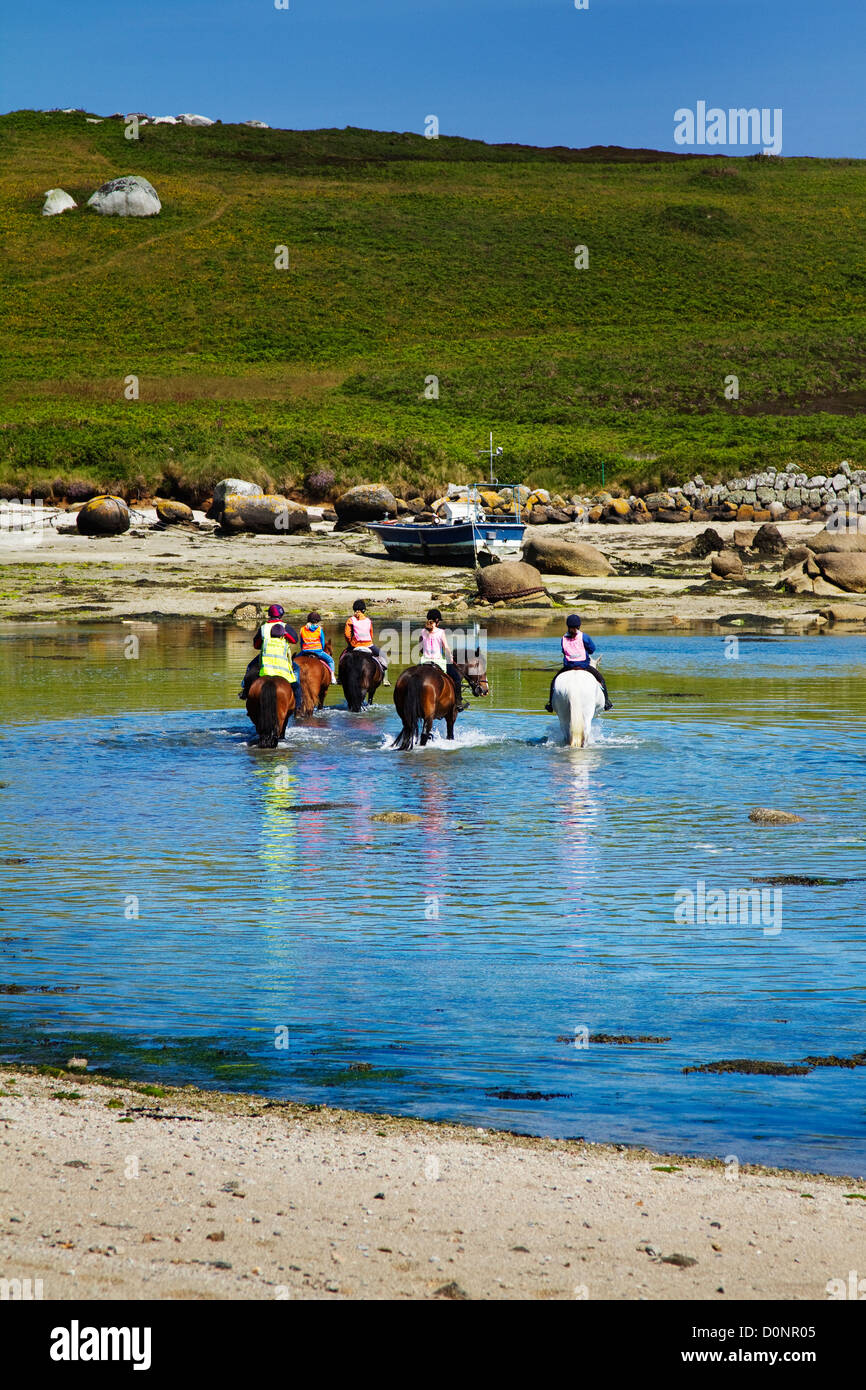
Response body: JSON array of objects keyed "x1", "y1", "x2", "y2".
[
  {"x1": 42, "y1": 188, "x2": 77, "y2": 216},
  {"x1": 152, "y1": 116, "x2": 178, "y2": 124},
  {"x1": 177, "y1": 113, "x2": 214, "y2": 126},
  {"x1": 86, "y1": 175, "x2": 161, "y2": 217},
  {"x1": 243, "y1": 120, "x2": 270, "y2": 128}
]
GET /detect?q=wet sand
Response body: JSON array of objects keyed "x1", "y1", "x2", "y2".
[
  {"x1": 0, "y1": 1067, "x2": 862, "y2": 1301},
  {"x1": 0, "y1": 511, "x2": 844, "y2": 628}
]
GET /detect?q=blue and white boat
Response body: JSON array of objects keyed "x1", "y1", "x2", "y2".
[{"x1": 367, "y1": 485, "x2": 525, "y2": 566}]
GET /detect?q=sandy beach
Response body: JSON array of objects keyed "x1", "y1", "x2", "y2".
[
  {"x1": 0, "y1": 511, "x2": 848, "y2": 628},
  {"x1": 0, "y1": 1067, "x2": 862, "y2": 1301}
]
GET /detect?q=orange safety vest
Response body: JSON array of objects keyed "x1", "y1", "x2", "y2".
[{"x1": 300, "y1": 623, "x2": 325, "y2": 651}]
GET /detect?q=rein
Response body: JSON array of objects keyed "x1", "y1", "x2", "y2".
[{"x1": 456, "y1": 658, "x2": 489, "y2": 697}]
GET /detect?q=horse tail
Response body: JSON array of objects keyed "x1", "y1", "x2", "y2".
[
  {"x1": 343, "y1": 652, "x2": 365, "y2": 712},
  {"x1": 294, "y1": 659, "x2": 310, "y2": 717},
  {"x1": 567, "y1": 685, "x2": 586, "y2": 749},
  {"x1": 393, "y1": 673, "x2": 422, "y2": 751},
  {"x1": 553, "y1": 673, "x2": 586, "y2": 749},
  {"x1": 257, "y1": 678, "x2": 282, "y2": 748}
]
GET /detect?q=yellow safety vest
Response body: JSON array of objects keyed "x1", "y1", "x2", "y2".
[{"x1": 260, "y1": 631, "x2": 294, "y2": 681}]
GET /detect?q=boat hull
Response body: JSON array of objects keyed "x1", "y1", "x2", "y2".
[{"x1": 367, "y1": 519, "x2": 525, "y2": 566}]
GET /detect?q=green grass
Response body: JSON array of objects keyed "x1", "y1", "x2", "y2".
[{"x1": 2, "y1": 108, "x2": 866, "y2": 498}]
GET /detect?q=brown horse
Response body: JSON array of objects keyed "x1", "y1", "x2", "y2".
[
  {"x1": 294, "y1": 640, "x2": 333, "y2": 717},
  {"x1": 392, "y1": 655, "x2": 489, "y2": 750},
  {"x1": 246, "y1": 676, "x2": 296, "y2": 748},
  {"x1": 339, "y1": 647, "x2": 384, "y2": 712}
]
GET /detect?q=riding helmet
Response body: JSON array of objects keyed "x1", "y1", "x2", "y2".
[{"x1": 267, "y1": 603, "x2": 285, "y2": 620}]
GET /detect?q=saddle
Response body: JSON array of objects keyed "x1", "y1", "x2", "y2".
[{"x1": 339, "y1": 646, "x2": 385, "y2": 674}]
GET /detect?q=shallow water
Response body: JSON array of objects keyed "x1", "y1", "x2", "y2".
[{"x1": 1, "y1": 620, "x2": 865, "y2": 1175}]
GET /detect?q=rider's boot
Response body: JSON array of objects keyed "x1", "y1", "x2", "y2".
[{"x1": 544, "y1": 674, "x2": 556, "y2": 713}]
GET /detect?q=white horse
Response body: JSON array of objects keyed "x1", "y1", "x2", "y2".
[{"x1": 551, "y1": 661, "x2": 605, "y2": 748}]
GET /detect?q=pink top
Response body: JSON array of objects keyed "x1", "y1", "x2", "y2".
[
  {"x1": 350, "y1": 614, "x2": 373, "y2": 645},
  {"x1": 562, "y1": 632, "x2": 586, "y2": 662},
  {"x1": 421, "y1": 627, "x2": 446, "y2": 659}
]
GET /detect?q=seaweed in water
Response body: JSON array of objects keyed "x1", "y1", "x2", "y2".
[
  {"x1": 684, "y1": 1048, "x2": 866, "y2": 1076},
  {"x1": 682, "y1": 1059, "x2": 811, "y2": 1076},
  {"x1": 0, "y1": 983, "x2": 79, "y2": 994},
  {"x1": 752, "y1": 874, "x2": 861, "y2": 887},
  {"x1": 487, "y1": 1089, "x2": 571, "y2": 1101},
  {"x1": 556, "y1": 1033, "x2": 670, "y2": 1045},
  {"x1": 801, "y1": 1052, "x2": 866, "y2": 1069}
]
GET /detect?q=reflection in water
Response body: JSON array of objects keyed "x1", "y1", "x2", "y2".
[
  {"x1": 258, "y1": 763, "x2": 298, "y2": 911},
  {"x1": 419, "y1": 775, "x2": 448, "y2": 932},
  {"x1": 552, "y1": 752, "x2": 600, "y2": 956}
]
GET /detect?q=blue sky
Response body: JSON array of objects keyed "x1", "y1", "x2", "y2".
[{"x1": 2, "y1": 0, "x2": 864, "y2": 156}]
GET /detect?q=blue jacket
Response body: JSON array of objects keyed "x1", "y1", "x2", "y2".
[{"x1": 561, "y1": 632, "x2": 596, "y2": 665}]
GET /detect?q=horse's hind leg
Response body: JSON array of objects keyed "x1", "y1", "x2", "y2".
[
  {"x1": 445, "y1": 715, "x2": 455, "y2": 740},
  {"x1": 420, "y1": 718, "x2": 434, "y2": 746}
]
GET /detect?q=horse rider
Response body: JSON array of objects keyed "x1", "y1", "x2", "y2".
[
  {"x1": 544, "y1": 613, "x2": 613, "y2": 713},
  {"x1": 420, "y1": 608, "x2": 467, "y2": 711},
  {"x1": 238, "y1": 603, "x2": 299, "y2": 699},
  {"x1": 342, "y1": 599, "x2": 390, "y2": 686},
  {"x1": 298, "y1": 610, "x2": 335, "y2": 677}
]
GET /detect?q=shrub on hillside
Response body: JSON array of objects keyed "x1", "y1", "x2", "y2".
[
  {"x1": 304, "y1": 467, "x2": 336, "y2": 499},
  {"x1": 64, "y1": 478, "x2": 100, "y2": 503}
]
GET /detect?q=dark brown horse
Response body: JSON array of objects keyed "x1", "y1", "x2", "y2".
[
  {"x1": 294, "y1": 640, "x2": 334, "y2": 717},
  {"x1": 339, "y1": 647, "x2": 384, "y2": 713},
  {"x1": 246, "y1": 676, "x2": 296, "y2": 748},
  {"x1": 392, "y1": 655, "x2": 489, "y2": 750}
]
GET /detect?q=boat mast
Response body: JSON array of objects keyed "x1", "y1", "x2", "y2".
[{"x1": 477, "y1": 432, "x2": 503, "y2": 486}]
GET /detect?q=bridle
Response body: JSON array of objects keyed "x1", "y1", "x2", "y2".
[{"x1": 459, "y1": 658, "x2": 489, "y2": 697}]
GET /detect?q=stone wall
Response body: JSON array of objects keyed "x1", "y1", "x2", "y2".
[{"x1": 428, "y1": 464, "x2": 866, "y2": 526}]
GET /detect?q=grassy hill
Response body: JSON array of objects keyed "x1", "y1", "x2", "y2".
[{"x1": 2, "y1": 108, "x2": 866, "y2": 500}]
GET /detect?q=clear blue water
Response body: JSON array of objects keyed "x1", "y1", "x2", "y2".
[{"x1": 1, "y1": 622, "x2": 865, "y2": 1175}]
